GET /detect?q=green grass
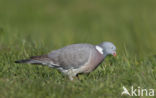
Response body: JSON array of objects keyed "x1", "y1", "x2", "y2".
[{"x1": 0, "y1": 0, "x2": 156, "y2": 98}]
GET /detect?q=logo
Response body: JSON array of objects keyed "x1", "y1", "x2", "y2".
[{"x1": 121, "y1": 86, "x2": 155, "y2": 96}]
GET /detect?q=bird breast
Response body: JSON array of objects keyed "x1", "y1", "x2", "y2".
[{"x1": 82, "y1": 48, "x2": 105, "y2": 73}]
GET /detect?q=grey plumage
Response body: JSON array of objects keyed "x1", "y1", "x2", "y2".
[
  {"x1": 48, "y1": 44, "x2": 94, "y2": 69},
  {"x1": 15, "y1": 42, "x2": 116, "y2": 80}
]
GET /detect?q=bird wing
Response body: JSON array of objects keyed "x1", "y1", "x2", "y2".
[{"x1": 48, "y1": 44, "x2": 94, "y2": 69}]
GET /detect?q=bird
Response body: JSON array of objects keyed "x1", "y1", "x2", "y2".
[{"x1": 15, "y1": 42, "x2": 116, "y2": 80}]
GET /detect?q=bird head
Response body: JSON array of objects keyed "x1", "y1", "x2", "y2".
[{"x1": 98, "y1": 42, "x2": 116, "y2": 57}]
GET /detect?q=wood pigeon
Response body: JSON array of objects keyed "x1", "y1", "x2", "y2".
[{"x1": 15, "y1": 42, "x2": 116, "y2": 80}]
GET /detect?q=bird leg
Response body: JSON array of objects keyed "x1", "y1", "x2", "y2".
[
  {"x1": 67, "y1": 69, "x2": 76, "y2": 80},
  {"x1": 76, "y1": 74, "x2": 80, "y2": 80},
  {"x1": 68, "y1": 75, "x2": 74, "y2": 80}
]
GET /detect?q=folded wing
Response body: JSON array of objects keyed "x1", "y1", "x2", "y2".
[{"x1": 48, "y1": 44, "x2": 94, "y2": 69}]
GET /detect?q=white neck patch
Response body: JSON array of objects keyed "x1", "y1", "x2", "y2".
[{"x1": 96, "y1": 46, "x2": 103, "y2": 54}]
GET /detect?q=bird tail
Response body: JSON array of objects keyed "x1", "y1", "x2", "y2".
[
  {"x1": 15, "y1": 55, "x2": 58, "y2": 68},
  {"x1": 15, "y1": 59, "x2": 32, "y2": 63},
  {"x1": 15, "y1": 59, "x2": 42, "y2": 64},
  {"x1": 15, "y1": 55, "x2": 48, "y2": 64}
]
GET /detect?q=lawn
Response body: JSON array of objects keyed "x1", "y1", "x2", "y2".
[{"x1": 0, "y1": 0, "x2": 156, "y2": 98}]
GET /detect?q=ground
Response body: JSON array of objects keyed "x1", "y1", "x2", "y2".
[{"x1": 0, "y1": 0, "x2": 156, "y2": 98}]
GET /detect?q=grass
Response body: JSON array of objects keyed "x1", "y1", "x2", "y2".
[{"x1": 0, "y1": 0, "x2": 156, "y2": 98}]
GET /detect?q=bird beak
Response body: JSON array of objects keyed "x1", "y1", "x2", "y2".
[{"x1": 113, "y1": 52, "x2": 117, "y2": 57}]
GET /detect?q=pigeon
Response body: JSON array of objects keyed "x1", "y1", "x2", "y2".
[{"x1": 15, "y1": 42, "x2": 116, "y2": 80}]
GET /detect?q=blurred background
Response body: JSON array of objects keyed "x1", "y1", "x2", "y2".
[
  {"x1": 0, "y1": 0, "x2": 156, "y2": 57},
  {"x1": 0, "y1": 1, "x2": 156, "y2": 98}
]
